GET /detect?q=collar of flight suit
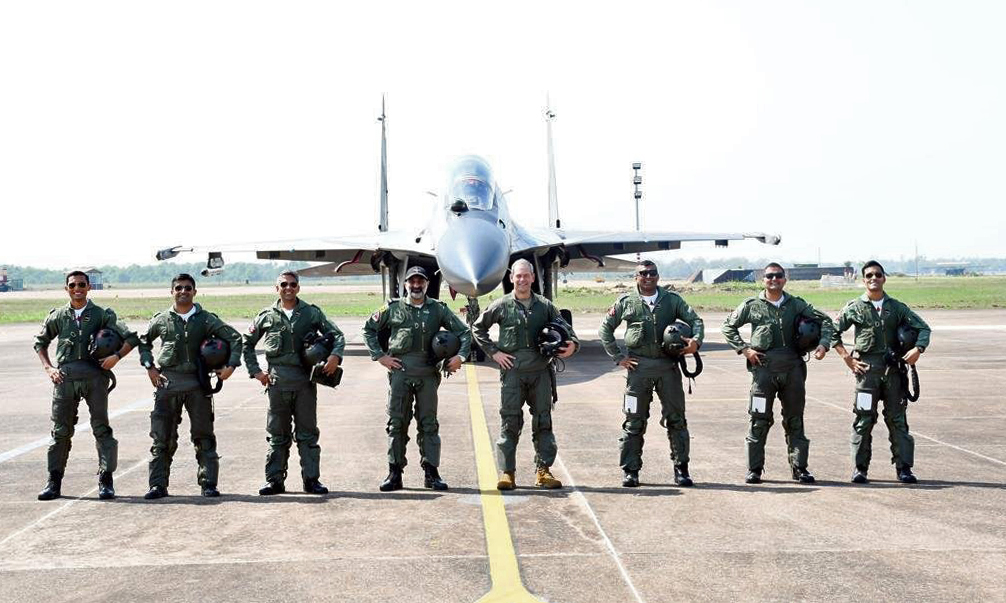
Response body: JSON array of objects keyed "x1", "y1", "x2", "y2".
[
  {"x1": 167, "y1": 302, "x2": 202, "y2": 318},
  {"x1": 757, "y1": 290, "x2": 790, "y2": 305},
  {"x1": 272, "y1": 298, "x2": 307, "y2": 315},
  {"x1": 858, "y1": 292, "x2": 889, "y2": 304}
]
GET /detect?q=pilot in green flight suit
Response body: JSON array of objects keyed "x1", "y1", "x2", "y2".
[
  {"x1": 362, "y1": 266, "x2": 471, "y2": 491},
  {"x1": 243, "y1": 271, "x2": 345, "y2": 496},
  {"x1": 831, "y1": 260, "x2": 931, "y2": 484},
  {"x1": 599, "y1": 260, "x2": 703, "y2": 488},
  {"x1": 34, "y1": 270, "x2": 139, "y2": 501},
  {"x1": 721, "y1": 263, "x2": 834, "y2": 484},
  {"x1": 472, "y1": 259, "x2": 578, "y2": 490}
]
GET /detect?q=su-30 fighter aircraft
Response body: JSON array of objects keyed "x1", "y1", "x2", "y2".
[{"x1": 155, "y1": 102, "x2": 780, "y2": 336}]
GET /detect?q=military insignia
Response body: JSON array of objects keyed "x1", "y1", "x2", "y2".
[
  {"x1": 607, "y1": 305, "x2": 617, "y2": 317},
  {"x1": 248, "y1": 325, "x2": 256, "y2": 334}
]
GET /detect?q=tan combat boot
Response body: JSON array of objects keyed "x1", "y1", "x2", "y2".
[
  {"x1": 535, "y1": 466, "x2": 562, "y2": 489},
  {"x1": 497, "y1": 471, "x2": 516, "y2": 490}
]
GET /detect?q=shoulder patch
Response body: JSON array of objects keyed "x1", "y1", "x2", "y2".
[
  {"x1": 607, "y1": 305, "x2": 618, "y2": 317},
  {"x1": 371, "y1": 304, "x2": 388, "y2": 322}
]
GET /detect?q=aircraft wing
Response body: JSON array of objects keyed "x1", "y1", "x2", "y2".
[
  {"x1": 512, "y1": 226, "x2": 780, "y2": 267},
  {"x1": 155, "y1": 231, "x2": 435, "y2": 275}
]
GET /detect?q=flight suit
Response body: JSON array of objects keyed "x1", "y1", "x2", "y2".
[
  {"x1": 831, "y1": 294, "x2": 931, "y2": 471},
  {"x1": 362, "y1": 297, "x2": 471, "y2": 468},
  {"x1": 33, "y1": 301, "x2": 139, "y2": 475},
  {"x1": 722, "y1": 292, "x2": 834, "y2": 474},
  {"x1": 599, "y1": 287, "x2": 704, "y2": 472},
  {"x1": 472, "y1": 293, "x2": 578, "y2": 473},
  {"x1": 244, "y1": 299, "x2": 345, "y2": 484},
  {"x1": 138, "y1": 304, "x2": 242, "y2": 489}
]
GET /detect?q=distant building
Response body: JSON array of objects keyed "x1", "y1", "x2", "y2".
[
  {"x1": 79, "y1": 267, "x2": 104, "y2": 290},
  {"x1": 0, "y1": 267, "x2": 23, "y2": 292},
  {"x1": 769, "y1": 266, "x2": 852, "y2": 281},
  {"x1": 689, "y1": 265, "x2": 853, "y2": 284},
  {"x1": 691, "y1": 268, "x2": 757, "y2": 284}
]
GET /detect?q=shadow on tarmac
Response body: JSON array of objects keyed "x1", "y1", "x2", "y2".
[
  {"x1": 105, "y1": 490, "x2": 446, "y2": 504},
  {"x1": 683, "y1": 482, "x2": 819, "y2": 494},
  {"x1": 570, "y1": 485, "x2": 683, "y2": 497}
]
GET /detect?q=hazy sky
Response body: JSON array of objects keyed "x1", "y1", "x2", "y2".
[{"x1": 1, "y1": 1, "x2": 1003, "y2": 270}]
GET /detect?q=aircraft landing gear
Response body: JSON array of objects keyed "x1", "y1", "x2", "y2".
[{"x1": 464, "y1": 297, "x2": 486, "y2": 362}]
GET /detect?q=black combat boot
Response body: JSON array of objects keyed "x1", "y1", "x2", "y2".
[
  {"x1": 98, "y1": 471, "x2": 115, "y2": 500},
  {"x1": 144, "y1": 485, "x2": 169, "y2": 500},
  {"x1": 38, "y1": 471, "x2": 63, "y2": 501},
  {"x1": 379, "y1": 464, "x2": 403, "y2": 492},
  {"x1": 258, "y1": 481, "x2": 285, "y2": 496},
  {"x1": 745, "y1": 470, "x2": 762, "y2": 484},
  {"x1": 201, "y1": 484, "x2": 220, "y2": 497},
  {"x1": 622, "y1": 470, "x2": 640, "y2": 488},
  {"x1": 851, "y1": 467, "x2": 869, "y2": 484},
  {"x1": 303, "y1": 478, "x2": 329, "y2": 495},
  {"x1": 422, "y1": 462, "x2": 448, "y2": 491},
  {"x1": 673, "y1": 463, "x2": 693, "y2": 487},
  {"x1": 792, "y1": 467, "x2": 816, "y2": 484},
  {"x1": 896, "y1": 466, "x2": 918, "y2": 484}
]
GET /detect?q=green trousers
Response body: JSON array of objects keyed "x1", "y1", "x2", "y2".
[
  {"x1": 497, "y1": 368, "x2": 555, "y2": 472},
  {"x1": 148, "y1": 371, "x2": 218, "y2": 488},
  {"x1": 746, "y1": 352, "x2": 809, "y2": 473},
  {"x1": 620, "y1": 356, "x2": 689, "y2": 471},
  {"x1": 850, "y1": 354, "x2": 915, "y2": 470},
  {"x1": 265, "y1": 366, "x2": 320, "y2": 483},
  {"x1": 47, "y1": 367, "x2": 116, "y2": 474},
  {"x1": 386, "y1": 369, "x2": 441, "y2": 468}
]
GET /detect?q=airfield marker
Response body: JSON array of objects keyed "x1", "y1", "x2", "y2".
[{"x1": 465, "y1": 364, "x2": 545, "y2": 603}]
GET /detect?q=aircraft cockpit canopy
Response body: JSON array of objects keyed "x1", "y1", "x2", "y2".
[{"x1": 448, "y1": 157, "x2": 496, "y2": 211}]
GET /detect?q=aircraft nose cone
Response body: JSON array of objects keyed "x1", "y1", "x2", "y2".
[{"x1": 436, "y1": 217, "x2": 509, "y2": 297}]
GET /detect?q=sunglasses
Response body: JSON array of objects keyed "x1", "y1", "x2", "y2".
[
  {"x1": 864, "y1": 272, "x2": 885, "y2": 279},
  {"x1": 173, "y1": 285, "x2": 194, "y2": 292},
  {"x1": 66, "y1": 282, "x2": 88, "y2": 289},
  {"x1": 636, "y1": 270, "x2": 658, "y2": 277},
  {"x1": 279, "y1": 282, "x2": 299, "y2": 289},
  {"x1": 764, "y1": 272, "x2": 786, "y2": 280}
]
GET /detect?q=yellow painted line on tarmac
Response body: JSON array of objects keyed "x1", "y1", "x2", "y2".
[{"x1": 465, "y1": 364, "x2": 544, "y2": 603}]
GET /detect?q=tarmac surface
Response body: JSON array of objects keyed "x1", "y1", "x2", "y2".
[{"x1": 1, "y1": 309, "x2": 1004, "y2": 602}]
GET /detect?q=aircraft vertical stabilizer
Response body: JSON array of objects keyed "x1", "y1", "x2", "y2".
[
  {"x1": 545, "y1": 99, "x2": 560, "y2": 229},
  {"x1": 378, "y1": 96, "x2": 389, "y2": 232}
]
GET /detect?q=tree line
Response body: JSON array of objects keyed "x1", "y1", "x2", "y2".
[{"x1": 3, "y1": 255, "x2": 1004, "y2": 289}]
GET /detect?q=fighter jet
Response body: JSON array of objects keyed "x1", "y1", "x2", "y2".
[{"x1": 155, "y1": 101, "x2": 780, "y2": 310}]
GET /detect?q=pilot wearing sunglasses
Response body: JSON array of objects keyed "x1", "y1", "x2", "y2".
[
  {"x1": 831, "y1": 260, "x2": 931, "y2": 484},
  {"x1": 137, "y1": 273, "x2": 243, "y2": 499},
  {"x1": 599, "y1": 259, "x2": 704, "y2": 488},
  {"x1": 34, "y1": 270, "x2": 139, "y2": 501},
  {"x1": 722, "y1": 262, "x2": 834, "y2": 485},
  {"x1": 243, "y1": 271, "x2": 345, "y2": 496}
]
